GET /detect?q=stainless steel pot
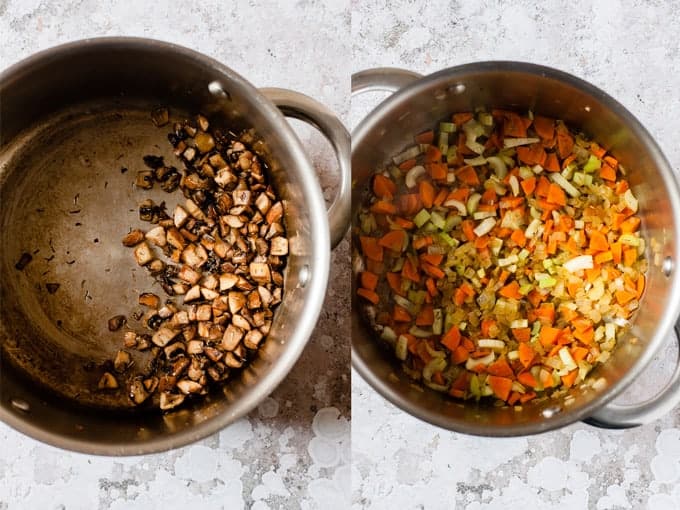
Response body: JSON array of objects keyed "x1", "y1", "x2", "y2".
[
  {"x1": 0, "y1": 37, "x2": 350, "y2": 454},
  {"x1": 351, "y1": 63, "x2": 680, "y2": 435}
]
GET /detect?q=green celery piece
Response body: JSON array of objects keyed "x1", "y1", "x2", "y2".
[
  {"x1": 583, "y1": 155, "x2": 601, "y2": 173},
  {"x1": 413, "y1": 209, "x2": 431, "y2": 228}
]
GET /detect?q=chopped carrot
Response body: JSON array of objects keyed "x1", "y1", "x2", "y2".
[
  {"x1": 588, "y1": 230, "x2": 609, "y2": 252},
  {"x1": 488, "y1": 375, "x2": 513, "y2": 401},
  {"x1": 396, "y1": 194, "x2": 421, "y2": 216},
  {"x1": 357, "y1": 288, "x2": 379, "y2": 304},
  {"x1": 481, "y1": 188, "x2": 498, "y2": 204},
  {"x1": 571, "y1": 346, "x2": 589, "y2": 362},
  {"x1": 623, "y1": 247, "x2": 638, "y2": 267},
  {"x1": 373, "y1": 174, "x2": 396, "y2": 199},
  {"x1": 448, "y1": 187, "x2": 471, "y2": 202},
  {"x1": 379, "y1": 230, "x2": 407, "y2": 252},
  {"x1": 420, "y1": 253, "x2": 444, "y2": 266},
  {"x1": 520, "y1": 391, "x2": 537, "y2": 403},
  {"x1": 561, "y1": 369, "x2": 578, "y2": 389},
  {"x1": 499, "y1": 196, "x2": 525, "y2": 209},
  {"x1": 481, "y1": 319, "x2": 497, "y2": 338},
  {"x1": 539, "y1": 326, "x2": 562, "y2": 348},
  {"x1": 460, "y1": 282, "x2": 475, "y2": 297},
  {"x1": 497, "y1": 110, "x2": 528, "y2": 138},
  {"x1": 546, "y1": 183, "x2": 567, "y2": 206},
  {"x1": 425, "y1": 145, "x2": 442, "y2": 163},
  {"x1": 415, "y1": 130, "x2": 434, "y2": 144},
  {"x1": 499, "y1": 281, "x2": 523, "y2": 300},
  {"x1": 507, "y1": 391, "x2": 522, "y2": 406},
  {"x1": 394, "y1": 217, "x2": 415, "y2": 230},
  {"x1": 402, "y1": 258, "x2": 420, "y2": 282},
  {"x1": 433, "y1": 188, "x2": 448, "y2": 207},
  {"x1": 393, "y1": 305, "x2": 412, "y2": 322},
  {"x1": 365, "y1": 259, "x2": 383, "y2": 275},
  {"x1": 520, "y1": 176, "x2": 537, "y2": 196},
  {"x1": 488, "y1": 358, "x2": 514, "y2": 377},
  {"x1": 370, "y1": 200, "x2": 397, "y2": 215},
  {"x1": 416, "y1": 305, "x2": 434, "y2": 326},
  {"x1": 535, "y1": 176, "x2": 551, "y2": 198},
  {"x1": 556, "y1": 122, "x2": 574, "y2": 159},
  {"x1": 573, "y1": 327, "x2": 594, "y2": 344},
  {"x1": 533, "y1": 115, "x2": 555, "y2": 141},
  {"x1": 517, "y1": 143, "x2": 547, "y2": 166},
  {"x1": 518, "y1": 342, "x2": 535, "y2": 368},
  {"x1": 419, "y1": 180, "x2": 435, "y2": 208},
  {"x1": 590, "y1": 142, "x2": 607, "y2": 159},
  {"x1": 456, "y1": 165, "x2": 480, "y2": 186},
  {"x1": 421, "y1": 262, "x2": 445, "y2": 279},
  {"x1": 517, "y1": 371, "x2": 538, "y2": 388},
  {"x1": 398, "y1": 158, "x2": 417, "y2": 171},
  {"x1": 431, "y1": 371, "x2": 445, "y2": 386},
  {"x1": 512, "y1": 328, "x2": 532, "y2": 343},
  {"x1": 360, "y1": 271, "x2": 379, "y2": 291},
  {"x1": 453, "y1": 287, "x2": 467, "y2": 306},
  {"x1": 615, "y1": 180, "x2": 629, "y2": 195},
  {"x1": 452, "y1": 112, "x2": 473, "y2": 126},
  {"x1": 425, "y1": 277, "x2": 438, "y2": 297},
  {"x1": 428, "y1": 161, "x2": 448, "y2": 181},
  {"x1": 386, "y1": 272, "x2": 403, "y2": 296},
  {"x1": 620, "y1": 216, "x2": 641, "y2": 234},
  {"x1": 599, "y1": 163, "x2": 617, "y2": 182},
  {"x1": 534, "y1": 303, "x2": 556, "y2": 324},
  {"x1": 441, "y1": 326, "x2": 461, "y2": 351},
  {"x1": 544, "y1": 152, "x2": 560, "y2": 172},
  {"x1": 636, "y1": 274, "x2": 645, "y2": 300},
  {"x1": 412, "y1": 235, "x2": 433, "y2": 250},
  {"x1": 359, "y1": 236, "x2": 383, "y2": 261},
  {"x1": 615, "y1": 289, "x2": 637, "y2": 305},
  {"x1": 461, "y1": 220, "x2": 476, "y2": 241}
]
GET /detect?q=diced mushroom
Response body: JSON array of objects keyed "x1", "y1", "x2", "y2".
[
  {"x1": 201, "y1": 288, "x2": 219, "y2": 300},
  {"x1": 266, "y1": 202, "x2": 283, "y2": 224},
  {"x1": 98, "y1": 372, "x2": 118, "y2": 390},
  {"x1": 170, "y1": 310, "x2": 190, "y2": 327},
  {"x1": 196, "y1": 304, "x2": 212, "y2": 322},
  {"x1": 185, "y1": 199, "x2": 206, "y2": 220},
  {"x1": 159, "y1": 392, "x2": 185, "y2": 411},
  {"x1": 247, "y1": 290, "x2": 262, "y2": 309},
  {"x1": 270, "y1": 237, "x2": 288, "y2": 256},
  {"x1": 108, "y1": 315, "x2": 126, "y2": 331},
  {"x1": 228, "y1": 291, "x2": 246, "y2": 314},
  {"x1": 249, "y1": 262, "x2": 271, "y2": 284},
  {"x1": 255, "y1": 193, "x2": 271, "y2": 214},
  {"x1": 134, "y1": 242, "x2": 154, "y2": 266},
  {"x1": 135, "y1": 171, "x2": 154, "y2": 189},
  {"x1": 136, "y1": 334, "x2": 151, "y2": 350},
  {"x1": 151, "y1": 107, "x2": 169, "y2": 127},
  {"x1": 129, "y1": 378, "x2": 150, "y2": 404},
  {"x1": 194, "y1": 132, "x2": 215, "y2": 153},
  {"x1": 181, "y1": 243, "x2": 208, "y2": 268},
  {"x1": 208, "y1": 153, "x2": 227, "y2": 169},
  {"x1": 166, "y1": 227, "x2": 186, "y2": 251},
  {"x1": 143, "y1": 377, "x2": 159, "y2": 393},
  {"x1": 113, "y1": 350, "x2": 132, "y2": 373},
  {"x1": 165, "y1": 343, "x2": 186, "y2": 361},
  {"x1": 152, "y1": 327, "x2": 179, "y2": 347},
  {"x1": 201, "y1": 273, "x2": 219, "y2": 290},
  {"x1": 223, "y1": 215, "x2": 244, "y2": 228},
  {"x1": 183, "y1": 146, "x2": 197, "y2": 162},
  {"x1": 177, "y1": 379, "x2": 203, "y2": 394},
  {"x1": 123, "y1": 331, "x2": 138, "y2": 348},
  {"x1": 178, "y1": 265, "x2": 202, "y2": 285},
  {"x1": 184, "y1": 284, "x2": 202, "y2": 302},
  {"x1": 258, "y1": 286, "x2": 273, "y2": 306},
  {"x1": 232, "y1": 314, "x2": 251, "y2": 331},
  {"x1": 187, "y1": 339, "x2": 204, "y2": 354},
  {"x1": 139, "y1": 293, "x2": 160, "y2": 309},
  {"x1": 145, "y1": 226, "x2": 167, "y2": 247},
  {"x1": 244, "y1": 329, "x2": 264, "y2": 350},
  {"x1": 214, "y1": 168, "x2": 237, "y2": 188},
  {"x1": 220, "y1": 273, "x2": 239, "y2": 291},
  {"x1": 148, "y1": 259, "x2": 165, "y2": 275},
  {"x1": 233, "y1": 189, "x2": 251, "y2": 206},
  {"x1": 122, "y1": 229, "x2": 145, "y2": 247},
  {"x1": 221, "y1": 324, "x2": 244, "y2": 351},
  {"x1": 225, "y1": 352, "x2": 244, "y2": 368}
]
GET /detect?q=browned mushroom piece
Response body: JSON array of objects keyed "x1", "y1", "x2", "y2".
[
  {"x1": 159, "y1": 392, "x2": 185, "y2": 411},
  {"x1": 113, "y1": 350, "x2": 132, "y2": 373},
  {"x1": 122, "y1": 229, "x2": 145, "y2": 247},
  {"x1": 108, "y1": 315, "x2": 126, "y2": 332},
  {"x1": 98, "y1": 372, "x2": 119, "y2": 390},
  {"x1": 129, "y1": 379, "x2": 150, "y2": 405},
  {"x1": 139, "y1": 292, "x2": 160, "y2": 309},
  {"x1": 151, "y1": 107, "x2": 169, "y2": 127}
]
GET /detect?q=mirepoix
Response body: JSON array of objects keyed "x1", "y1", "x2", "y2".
[
  {"x1": 356, "y1": 109, "x2": 646, "y2": 407},
  {"x1": 101, "y1": 109, "x2": 288, "y2": 411}
]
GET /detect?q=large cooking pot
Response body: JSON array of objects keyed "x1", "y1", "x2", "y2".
[
  {"x1": 351, "y1": 63, "x2": 680, "y2": 435},
  {"x1": 0, "y1": 38, "x2": 350, "y2": 454}
]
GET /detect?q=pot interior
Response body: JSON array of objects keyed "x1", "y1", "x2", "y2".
[
  {"x1": 351, "y1": 63, "x2": 680, "y2": 435},
  {"x1": 0, "y1": 39, "x2": 324, "y2": 453}
]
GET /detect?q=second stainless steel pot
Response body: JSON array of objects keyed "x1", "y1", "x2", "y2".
[{"x1": 351, "y1": 62, "x2": 680, "y2": 435}]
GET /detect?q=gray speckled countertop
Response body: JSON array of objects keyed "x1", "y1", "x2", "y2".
[
  {"x1": 0, "y1": 1, "x2": 350, "y2": 509},
  {"x1": 351, "y1": 1, "x2": 680, "y2": 509}
]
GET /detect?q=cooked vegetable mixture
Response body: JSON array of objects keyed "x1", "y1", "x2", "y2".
[{"x1": 356, "y1": 109, "x2": 647, "y2": 406}]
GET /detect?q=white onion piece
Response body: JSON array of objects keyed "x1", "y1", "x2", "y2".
[
  {"x1": 405, "y1": 165, "x2": 426, "y2": 188},
  {"x1": 444, "y1": 199, "x2": 467, "y2": 216},
  {"x1": 503, "y1": 137, "x2": 540, "y2": 148},
  {"x1": 563, "y1": 255, "x2": 594, "y2": 272}
]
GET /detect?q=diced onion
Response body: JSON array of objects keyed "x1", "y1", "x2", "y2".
[
  {"x1": 563, "y1": 255, "x2": 594, "y2": 272},
  {"x1": 395, "y1": 335, "x2": 408, "y2": 360},
  {"x1": 405, "y1": 165, "x2": 426, "y2": 188},
  {"x1": 473, "y1": 218, "x2": 496, "y2": 237},
  {"x1": 503, "y1": 137, "x2": 540, "y2": 148},
  {"x1": 550, "y1": 172, "x2": 581, "y2": 198},
  {"x1": 464, "y1": 156, "x2": 487, "y2": 166},
  {"x1": 393, "y1": 145, "x2": 421, "y2": 165},
  {"x1": 478, "y1": 339, "x2": 505, "y2": 350},
  {"x1": 487, "y1": 156, "x2": 508, "y2": 179},
  {"x1": 623, "y1": 189, "x2": 639, "y2": 212},
  {"x1": 465, "y1": 351, "x2": 495, "y2": 370},
  {"x1": 444, "y1": 199, "x2": 467, "y2": 216}
]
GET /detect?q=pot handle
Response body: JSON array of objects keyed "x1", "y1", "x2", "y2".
[
  {"x1": 260, "y1": 88, "x2": 350, "y2": 249},
  {"x1": 352, "y1": 67, "x2": 423, "y2": 95},
  {"x1": 584, "y1": 321, "x2": 680, "y2": 428}
]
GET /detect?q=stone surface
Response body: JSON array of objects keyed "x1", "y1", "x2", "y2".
[
  {"x1": 351, "y1": 1, "x2": 680, "y2": 509},
  {"x1": 0, "y1": 1, "x2": 350, "y2": 509}
]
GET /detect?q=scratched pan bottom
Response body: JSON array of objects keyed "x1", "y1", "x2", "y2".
[{"x1": 0, "y1": 102, "x2": 191, "y2": 410}]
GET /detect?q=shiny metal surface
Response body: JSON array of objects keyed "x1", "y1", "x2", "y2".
[
  {"x1": 351, "y1": 63, "x2": 680, "y2": 436},
  {"x1": 0, "y1": 38, "x2": 347, "y2": 454}
]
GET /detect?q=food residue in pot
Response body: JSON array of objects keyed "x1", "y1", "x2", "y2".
[
  {"x1": 355, "y1": 109, "x2": 647, "y2": 406},
  {"x1": 107, "y1": 110, "x2": 287, "y2": 411}
]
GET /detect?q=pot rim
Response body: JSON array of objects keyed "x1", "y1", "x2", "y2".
[
  {"x1": 351, "y1": 61, "x2": 680, "y2": 436},
  {"x1": 0, "y1": 36, "x2": 331, "y2": 455}
]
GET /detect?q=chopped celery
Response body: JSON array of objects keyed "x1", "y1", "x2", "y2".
[
  {"x1": 573, "y1": 172, "x2": 586, "y2": 186},
  {"x1": 538, "y1": 276, "x2": 556, "y2": 288},
  {"x1": 413, "y1": 209, "x2": 431, "y2": 228},
  {"x1": 446, "y1": 146, "x2": 458, "y2": 165},
  {"x1": 518, "y1": 165, "x2": 534, "y2": 180},
  {"x1": 519, "y1": 284, "x2": 533, "y2": 296},
  {"x1": 438, "y1": 131, "x2": 449, "y2": 155},
  {"x1": 432, "y1": 309, "x2": 443, "y2": 335},
  {"x1": 464, "y1": 155, "x2": 487, "y2": 166},
  {"x1": 430, "y1": 211, "x2": 446, "y2": 230},
  {"x1": 439, "y1": 122, "x2": 456, "y2": 133},
  {"x1": 467, "y1": 193, "x2": 482, "y2": 214},
  {"x1": 395, "y1": 335, "x2": 408, "y2": 360},
  {"x1": 444, "y1": 214, "x2": 463, "y2": 230},
  {"x1": 583, "y1": 155, "x2": 601, "y2": 173},
  {"x1": 619, "y1": 233, "x2": 640, "y2": 246},
  {"x1": 438, "y1": 232, "x2": 458, "y2": 247}
]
